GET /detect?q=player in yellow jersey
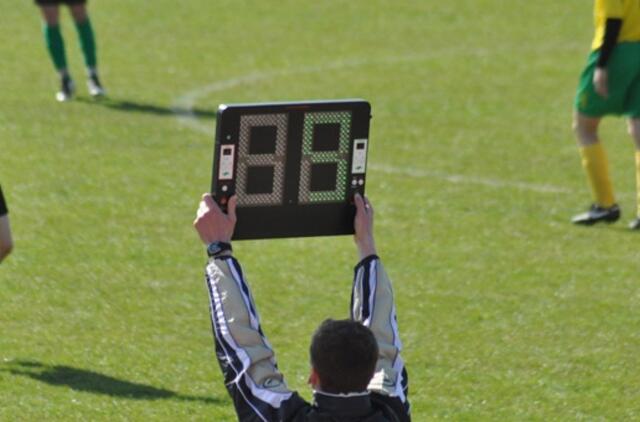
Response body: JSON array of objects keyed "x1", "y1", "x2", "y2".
[{"x1": 572, "y1": 0, "x2": 640, "y2": 229}]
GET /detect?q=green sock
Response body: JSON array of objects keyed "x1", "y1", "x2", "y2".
[
  {"x1": 75, "y1": 18, "x2": 97, "y2": 69},
  {"x1": 43, "y1": 24, "x2": 67, "y2": 71}
]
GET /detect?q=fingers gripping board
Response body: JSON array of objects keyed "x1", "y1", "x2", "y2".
[{"x1": 211, "y1": 100, "x2": 371, "y2": 240}]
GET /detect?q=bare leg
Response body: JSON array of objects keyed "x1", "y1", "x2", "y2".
[
  {"x1": 573, "y1": 111, "x2": 601, "y2": 146},
  {"x1": 39, "y1": 5, "x2": 60, "y2": 26},
  {"x1": 0, "y1": 215, "x2": 13, "y2": 263},
  {"x1": 69, "y1": 4, "x2": 88, "y2": 23},
  {"x1": 627, "y1": 118, "x2": 640, "y2": 151}
]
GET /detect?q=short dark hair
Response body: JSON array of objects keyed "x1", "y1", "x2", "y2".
[{"x1": 309, "y1": 319, "x2": 379, "y2": 394}]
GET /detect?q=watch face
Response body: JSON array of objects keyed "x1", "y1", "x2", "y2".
[
  {"x1": 207, "y1": 242, "x2": 230, "y2": 257},
  {"x1": 207, "y1": 243, "x2": 222, "y2": 256}
]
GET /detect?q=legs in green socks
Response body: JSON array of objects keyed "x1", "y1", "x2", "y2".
[
  {"x1": 38, "y1": 3, "x2": 105, "y2": 100},
  {"x1": 74, "y1": 18, "x2": 97, "y2": 70},
  {"x1": 39, "y1": 5, "x2": 74, "y2": 101},
  {"x1": 70, "y1": 4, "x2": 105, "y2": 97},
  {"x1": 44, "y1": 24, "x2": 74, "y2": 102},
  {"x1": 73, "y1": 16, "x2": 105, "y2": 96},
  {"x1": 44, "y1": 24, "x2": 68, "y2": 73}
]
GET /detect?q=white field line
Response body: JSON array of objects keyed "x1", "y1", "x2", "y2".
[
  {"x1": 172, "y1": 55, "x2": 403, "y2": 135},
  {"x1": 171, "y1": 51, "x2": 577, "y2": 195}
]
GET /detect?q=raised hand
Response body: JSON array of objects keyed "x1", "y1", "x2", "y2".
[{"x1": 193, "y1": 194, "x2": 237, "y2": 245}]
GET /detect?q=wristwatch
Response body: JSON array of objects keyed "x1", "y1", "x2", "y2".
[{"x1": 207, "y1": 241, "x2": 232, "y2": 258}]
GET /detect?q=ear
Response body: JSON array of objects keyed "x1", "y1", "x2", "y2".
[{"x1": 308, "y1": 367, "x2": 320, "y2": 389}]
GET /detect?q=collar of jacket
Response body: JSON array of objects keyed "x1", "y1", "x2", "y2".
[{"x1": 312, "y1": 390, "x2": 373, "y2": 417}]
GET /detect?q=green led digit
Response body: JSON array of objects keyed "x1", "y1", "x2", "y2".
[
  {"x1": 299, "y1": 112, "x2": 351, "y2": 204},
  {"x1": 236, "y1": 114, "x2": 288, "y2": 206}
]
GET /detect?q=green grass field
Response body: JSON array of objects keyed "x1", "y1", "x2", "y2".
[{"x1": 2, "y1": 1, "x2": 640, "y2": 420}]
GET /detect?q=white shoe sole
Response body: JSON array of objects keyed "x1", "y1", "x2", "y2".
[
  {"x1": 56, "y1": 79, "x2": 75, "y2": 102},
  {"x1": 87, "y1": 81, "x2": 106, "y2": 97}
]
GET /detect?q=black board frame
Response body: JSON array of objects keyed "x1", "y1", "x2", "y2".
[{"x1": 211, "y1": 99, "x2": 371, "y2": 240}]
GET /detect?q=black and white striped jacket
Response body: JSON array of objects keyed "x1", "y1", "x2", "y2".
[{"x1": 204, "y1": 254, "x2": 410, "y2": 422}]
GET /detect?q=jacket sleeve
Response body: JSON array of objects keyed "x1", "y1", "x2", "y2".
[
  {"x1": 204, "y1": 256, "x2": 309, "y2": 422},
  {"x1": 597, "y1": 18, "x2": 622, "y2": 68},
  {"x1": 351, "y1": 255, "x2": 411, "y2": 420}
]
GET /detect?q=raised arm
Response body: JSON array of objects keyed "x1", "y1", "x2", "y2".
[
  {"x1": 350, "y1": 194, "x2": 411, "y2": 420},
  {"x1": 194, "y1": 194, "x2": 307, "y2": 421}
]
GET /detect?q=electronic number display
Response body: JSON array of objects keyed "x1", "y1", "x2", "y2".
[{"x1": 211, "y1": 99, "x2": 371, "y2": 240}]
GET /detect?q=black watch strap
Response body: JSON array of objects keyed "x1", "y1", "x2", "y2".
[{"x1": 207, "y1": 241, "x2": 232, "y2": 257}]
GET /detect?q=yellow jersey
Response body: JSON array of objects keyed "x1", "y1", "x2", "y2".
[{"x1": 592, "y1": 0, "x2": 640, "y2": 50}]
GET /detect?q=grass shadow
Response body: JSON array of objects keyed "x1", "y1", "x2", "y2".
[
  {"x1": 76, "y1": 97, "x2": 217, "y2": 120},
  {"x1": 2, "y1": 360, "x2": 221, "y2": 405}
]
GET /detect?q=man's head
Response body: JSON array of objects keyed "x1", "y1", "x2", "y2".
[{"x1": 309, "y1": 319, "x2": 379, "y2": 394}]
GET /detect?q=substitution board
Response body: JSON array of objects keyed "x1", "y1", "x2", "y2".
[{"x1": 211, "y1": 99, "x2": 371, "y2": 240}]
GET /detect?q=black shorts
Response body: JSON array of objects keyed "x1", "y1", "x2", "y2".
[
  {"x1": 0, "y1": 185, "x2": 7, "y2": 216},
  {"x1": 35, "y1": 0, "x2": 86, "y2": 5}
]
